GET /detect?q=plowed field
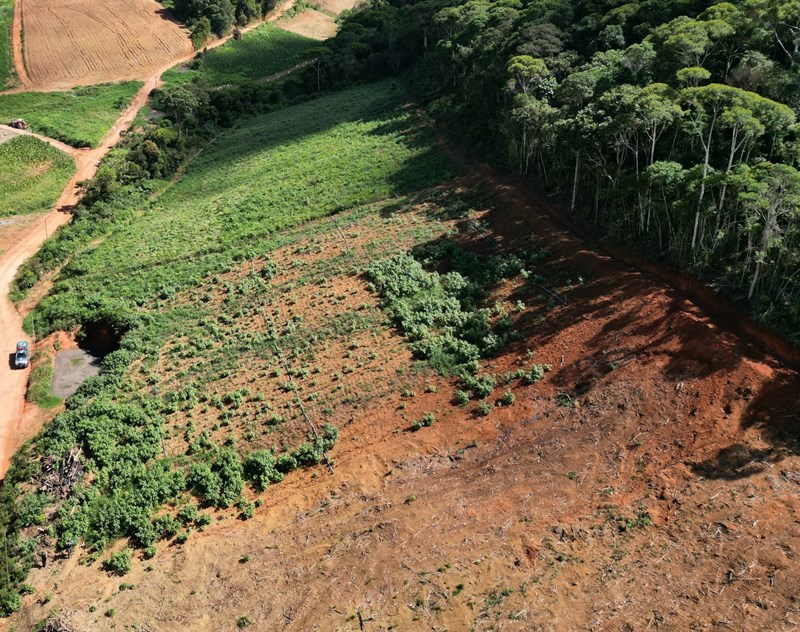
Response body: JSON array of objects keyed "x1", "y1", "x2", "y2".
[{"x1": 21, "y1": 0, "x2": 192, "y2": 90}]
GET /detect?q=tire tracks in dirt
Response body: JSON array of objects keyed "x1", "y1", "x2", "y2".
[{"x1": 0, "y1": 0, "x2": 299, "y2": 478}]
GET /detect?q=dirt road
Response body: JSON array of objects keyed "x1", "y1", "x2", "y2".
[
  {"x1": 0, "y1": 2, "x2": 299, "y2": 479},
  {"x1": 10, "y1": 0, "x2": 30, "y2": 88}
]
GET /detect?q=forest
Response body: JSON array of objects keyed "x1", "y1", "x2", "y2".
[{"x1": 298, "y1": 0, "x2": 800, "y2": 342}]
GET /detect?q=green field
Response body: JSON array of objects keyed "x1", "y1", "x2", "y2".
[
  {"x1": 161, "y1": 23, "x2": 317, "y2": 89},
  {"x1": 0, "y1": 0, "x2": 12, "y2": 88},
  {"x1": 0, "y1": 136, "x2": 74, "y2": 216},
  {"x1": 0, "y1": 81, "x2": 457, "y2": 577},
  {"x1": 36, "y1": 81, "x2": 455, "y2": 330},
  {"x1": 0, "y1": 82, "x2": 142, "y2": 147}
]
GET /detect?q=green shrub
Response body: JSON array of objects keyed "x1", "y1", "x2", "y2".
[
  {"x1": 500, "y1": 390, "x2": 515, "y2": 405},
  {"x1": 452, "y1": 390, "x2": 470, "y2": 406},
  {"x1": 411, "y1": 412, "x2": 436, "y2": 431},
  {"x1": 476, "y1": 401, "x2": 494, "y2": 417},
  {"x1": 177, "y1": 503, "x2": 198, "y2": 525},
  {"x1": 103, "y1": 549, "x2": 132, "y2": 576},
  {"x1": 0, "y1": 589, "x2": 20, "y2": 616},
  {"x1": 461, "y1": 374, "x2": 495, "y2": 399}
]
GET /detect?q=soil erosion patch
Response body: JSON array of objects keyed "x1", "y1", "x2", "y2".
[{"x1": 21, "y1": 0, "x2": 192, "y2": 90}]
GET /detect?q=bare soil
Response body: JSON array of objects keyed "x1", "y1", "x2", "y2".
[
  {"x1": 50, "y1": 349, "x2": 100, "y2": 398},
  {"x1": 279, "y1": 9, "x2": 338, "y2": 40},
  {"x1": 278, "y1": 0, "x2": 359, "y2": 40},
  {"x1": 19, "y1": 0, "x2": 193, "y2": 90},
  {"x1": 8, "y1": 168, "x2": 799, "y2": 631}
]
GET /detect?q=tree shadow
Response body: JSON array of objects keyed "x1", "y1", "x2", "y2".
[{"x1": 692, "y1": 375, "x2": 800, "y2": 480}]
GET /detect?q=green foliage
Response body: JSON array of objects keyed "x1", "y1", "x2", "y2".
[
  {"x1": 476, "y1": 400, "x2": 494, "y2": 417},
  {"x1": 176, "y1": 503, "x2": 198, "y2": 525},
  {"x1": 188, "y1": 447, "x2": 244, "y2": 508},
  {"x1": 243, "y1": 450, "x2": 283, "y2": 491},
  {"x1": 0, "y1": 0, "x2": 12, "y2": 88},
  {"x1": 0, "y1": 136, "x2": 75, "y2": 217},
  {"x1": 452, "y1": 390, "x2": 469, "y2": 406},
  {"x1": 16, "y1": 492, "x2": 52, "y2": 528},
  {"x1": 162, "y1": 23, "x2": 317, "y2": 89},
  {"x1": 103, "y1": 549, "x2": 132, "y2": 576},
  {"x1": 0, "y1": 83, "x2": 143, "y2": 147},
  {"x1": 25, "y1": 351, "x2": 62, "y2": 408},
  {"x1": 366, "y1": 251, "x2": 513, "y2": 374},
  {"x1": 460, "y1": 374, "x2": 495, "y2": 400},
  {"x1": 0, "y1": 589, "x2": 20, "y2": 617},
  {"x1": 411, "y1": 412, "x2": 436, "y2": 431}
]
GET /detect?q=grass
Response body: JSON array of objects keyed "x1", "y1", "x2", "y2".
[
  {"x1": 160, "y1": 23, "x2": 318, "y2": 90},
  {"x1": 0, "y1": 0, "x2": 12, "y2": 88},
  {"x1": 0, "y1": 136, "x2": 74, "y2": 216},
  {"x1": 36, "y1": 81, "x2": 455, "y2": 327},
  {"x1": 26, "y1": 350, "x2": 62, "y2": 409},
  {"x1": 0, "y1": 82, "x2": 142, "y2": 147}
]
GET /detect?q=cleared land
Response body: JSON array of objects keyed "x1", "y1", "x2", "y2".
[
  {"x1": 11, "y1": 139, "x2": 800, "y2": 631},
  {"x1": 278, "y1": 9, "x2": 337, "y2": 40},
  {"x1": 0, "y1": 82, "x2": 142, "y2": 147},
  {"x1": 0, "y1": 136, "x2": 74, "y2": 216},
  {"x1": 160, "y1": 23, "x2": 317, "y2": 89},
  {"x1": 21, "y1": 0, "x2": 192, "y2": 90},
  {"x1": 0, "y1": 0, "x2": 11, "y2": 87},
  {"x1": 278, "y1": 0, "x2": 360, "y2": 40}
]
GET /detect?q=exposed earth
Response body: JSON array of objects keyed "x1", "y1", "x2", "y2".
[
  {"x1": 17, "y1": 0, "x2": 192, "y2": 90},
  {"x1": 1, "y1": 1, "x2": 799, "y2": 632},
  {"x1": 50, "y1": 349, "x2": 100, "y2": 399},
  {"x1": 8, "y1": 166, "x2": 800, "y2": 630}
]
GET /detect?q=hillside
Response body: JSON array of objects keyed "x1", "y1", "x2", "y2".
[
  {"x1": 1, "y1": 0, "x2": 800, "y2": 629},
  {"x1": 0, "y1": 79, "x2": 800, "y2": 630}
]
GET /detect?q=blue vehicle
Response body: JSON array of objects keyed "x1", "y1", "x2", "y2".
[{"x1": 15, "y1": 341, "x2": 29, "y2": 369}]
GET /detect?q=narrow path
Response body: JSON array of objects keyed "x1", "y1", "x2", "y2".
[
  {"x1": 0, "y1": 0, "x2": 299, "y2": 478},
  {"x1": 11, "y1": 0, "x2": 31, "y2": 89},
  {"x1": 0, "y1": 123, "x2": 80, "y2": 155}
]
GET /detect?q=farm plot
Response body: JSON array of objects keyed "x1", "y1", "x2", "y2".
[
  {"x1": 278, "y1": 9, "x2": 337, "y2": 40},
  {"x1": 33, "y1": 81, "x2": 456, "y2": 333},
  {"x1": 278, "y1": 0, "x2": 361, "y2": 41},
  {"x1": 0, "y1": 135, "x2": 74, "y2": 216},
  {"x1": 160, "y1": 23, "x2": 317, "y2": 89},
  {"x1": 0, "y1": 82, "x2": 142, "y2": 147},
  {"x1": 22, "y1": 0, "x2": 192, "y2": 90}
]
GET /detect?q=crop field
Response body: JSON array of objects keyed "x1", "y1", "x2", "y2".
[
  {"x1": 34, "y1": 81, "x2": 455, "y2": 332},
  {"x1": 0, "y1": 0, "x2": 11, "y2": 87},
  {"x1": 0, "y1": 136, "x2": 74, "y2": 216},
  {"x1": 160, "y1": 23, "x2": 317, "y2": 89},
  {"x1": 0, "y1": 82, "x2": 142, "y2": 147},
  {"x1": 22, "y1": 0, "x2": 191, "y2": 90}
]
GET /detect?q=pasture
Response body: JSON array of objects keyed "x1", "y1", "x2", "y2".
[
  {"x1": 160, "y1": 23, "x2": 317, "y2": 89},
  {"x1": 0, "y1": 135, "x2": 74, "y2": 216},
  {"x1": 0, "y1": 82, "x2": 143, "y2": 147}
]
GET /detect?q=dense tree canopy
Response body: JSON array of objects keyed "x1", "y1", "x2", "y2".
[{"x1": 307, "y1": 0, "x2": 800, "y2": 341}]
